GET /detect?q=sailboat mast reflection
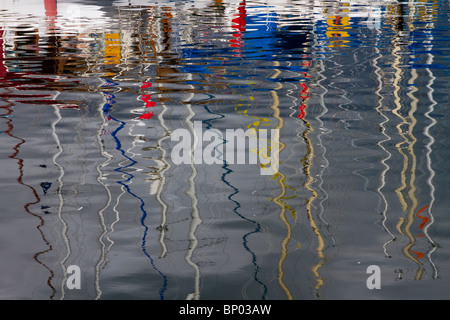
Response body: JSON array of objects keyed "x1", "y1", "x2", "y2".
[
  {"x1": 94, "y1": 93, "x2": 114, "y2": 300},
  {"x1": 0, "y1": 17, "x2": 61, "y2": 298},
  {"x1": 402, "y1": 3, "x2": 423, "y2": 276},
  {"x1": 380, "y1": 0, "x2": 438, "y2": 280},
  {"x1": 372, "y1": 20, "x2": 396, "y2": 259},
  {"x1": 402, "y1": 0, "x2": 438, "y2": 280},
  {"x1": 221, "y1": 0, "x2": 269, "y2": 299},
  {"x1": 422, "y1": 5, "x2": 438, "y2": 278},
  {"x1": 98, "y1": 8, "x2": 170, "y2": 298}
]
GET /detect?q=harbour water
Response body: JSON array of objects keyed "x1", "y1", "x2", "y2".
[{"x1": 0, "y1": 0, "x2": 449, "y2": 300}]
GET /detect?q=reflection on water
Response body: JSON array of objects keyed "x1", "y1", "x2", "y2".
[{"x1": 0, "y1": 0, "x2": 449, "y2": 300}]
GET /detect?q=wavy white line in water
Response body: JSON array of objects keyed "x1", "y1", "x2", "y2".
[
  {"x1": 402, "y1": 0, "x2": 429, "y2": 277},
  {"x1": 94, "y1": 99, "x2": 114, "y2": 300},
  {"x1": 312, "y1": 47, "x2": 334, "y2": 288},
  {"x1": 311, "y1": 18, "x2": 335, "y2": 257},
  {"x1": 155, "y1": 98, "x2": 171, "y2": 260},
  {"x1": 183, "y1": 87, "x2": 202, "y2": 301},
  {"x1": 269, "y1": 86, "x2": 294, "y2": 300},
  {"x1": 423, "y1": 28, "x2": 438, "y2": 279},
  {"x1": 404, "y1": 60, "x2": 424, "y2": 280},
  {"x1": 372, "y1": 33, "x2": 395, "y2": 258},
  {"x1": 391, "y1": 34, "x2": 410, "y2": 218},
  {"x1": 100, "y1": 92, "x2": 125, "y2": 272},
  {"x1": 51, "y1": 105, "x2": 70, "y2": 300}
]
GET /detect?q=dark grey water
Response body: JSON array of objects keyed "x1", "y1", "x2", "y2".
[{"x1": 0, "y1": 0, "x2": 449, "y2": 300}]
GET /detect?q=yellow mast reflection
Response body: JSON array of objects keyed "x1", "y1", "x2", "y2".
[
  {"x1": 402, "y1": 50, "x2": 423, "y2": 279},
  {"x1": 266, "y1": 65, "x2": 293, "y2": 300},
  {"x1": 52, "y1": 104, "x2": 71, "y2": 300},
  {"x1": 386, "y1": 1, "x2": 436, "y2": 279},
  {"x1": 401, "y1": 0, "x2": 438, "y2": 280},
  {"x1": 299, "y1": 91, "x2": 326, "y2": 295},
  {"x1": 104, "y1": 33, "x2": 122, "y2": 71},
  {"x1": 227, "y1": 1, "x2": 300, "y2": 298},
  {"x1": 386, "y1": 4, "x2": 410, "y2": 247}
]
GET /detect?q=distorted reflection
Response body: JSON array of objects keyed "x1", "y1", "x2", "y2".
[{"x1": 0, "y1": 0, "x2": 448, "y2": 300}]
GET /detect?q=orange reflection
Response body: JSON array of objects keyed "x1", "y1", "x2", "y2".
[
  {"x1": 408, "y1": 205, "x2": 430, "y2": 260},
  {"x1": 415, "y1": 205, "x2": 430, "y2": 238}
]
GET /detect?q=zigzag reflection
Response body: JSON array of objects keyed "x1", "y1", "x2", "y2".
[
  {"x1": 4, "y1": 98, "x2": 57, "y2": 299},
  {"x1": 372, "y1": 36, "x2": 396, "y2": 258},
  {"x1": 102, "y1": 90, "x2": 168, "y2": 299},
  {"x1": 0, "y1": 26, "x2": 58, "y2": 299},
  {"x1": 51, "y1": 105, "x2": 70, "y2": 300},
  {"x1": 402, "y1": 1, "x2": 438, "y2": 278},
  {"x1": 0, "y1": 0, "x2": 446, "y2": 300},
  {"x1": 200, "y1": 86, "x2": 269, "y2": 299},
  {"x1": 211, "y1": 0, "x2": 268, "y2": 299},
  {"x1": 180, "y1": 84, "x2": 202, "y2": 301},
  {"x1": 380, "y1": 0, "x2": 439, "y2": 280},
  {"x1": 268, "y1": 86, "x2": 293, "y2": 300},
  {"x1": 298, "y1": 88, "x2": 326, "y2": 295},
  {"x1": 310, "y1": 47, "x2": 334, "y2": 296},
  {"x1": 423, "y1": 36, "x2": 438, "y2": 278},
  {"x1": 94, "y1": 92, "x2": 115, "y2": 300},
  {"x1": 218, "y1": 118, "x2": 269, "y2": 300}
]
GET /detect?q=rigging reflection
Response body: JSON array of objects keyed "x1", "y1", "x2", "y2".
[
  {"x1": 0, "y1": 24, "x2": 61, "y2": 299},
  {"x1": 0, "y1": 0, "x2": 446, "y2": 300},
  {"x1": 381, "y1": 0, "x2": 438, "y2": 280}
]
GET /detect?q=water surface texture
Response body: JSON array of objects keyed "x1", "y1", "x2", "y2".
[{"x1": 0, "y1": 0, "x2": 449, "y2": 300}]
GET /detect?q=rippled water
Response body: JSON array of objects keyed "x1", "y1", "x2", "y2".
[{"x1": 0, "y1": 0, "x2": 449, "y2": 300}]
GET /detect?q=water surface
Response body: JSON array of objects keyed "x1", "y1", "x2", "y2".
[{"x1": 0, "y1": 0, "x2": 449, "y2": 300}]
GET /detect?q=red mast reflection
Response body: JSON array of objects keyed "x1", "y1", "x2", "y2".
[
  {"x1": 139, "y1": 82, "x2": 155, "y2": 120},
  {"x1": 230, "y1": 1, "x2": 246, "y2": 57}
]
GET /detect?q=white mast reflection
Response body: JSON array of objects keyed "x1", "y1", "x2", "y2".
[
  {"x1": 51, "y1": 105, "x2": 71, "y2": 300},
  {"x1": 420, "y1": 2, "x2": 438, "y2": 279},
  {"x1": 183, "y1": 83, "x2": 202, "y2": 301},
  {"x1": 94, "y1": 94, "x2": 114, "y2": 300}
]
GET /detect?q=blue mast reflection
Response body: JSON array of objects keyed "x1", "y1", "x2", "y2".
[
  {"x1": 202, "y1": 101, "x2": 268, "y2": 299},
  {"x1": 222, "y1": 0, "x2": 268, "y2": 299},
  {"x1": 178, "y1": 0, "x2": 268, "y2": 298},
  {"x1": 101, "y1": 89, "x2": 167, "y2": 299}
]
